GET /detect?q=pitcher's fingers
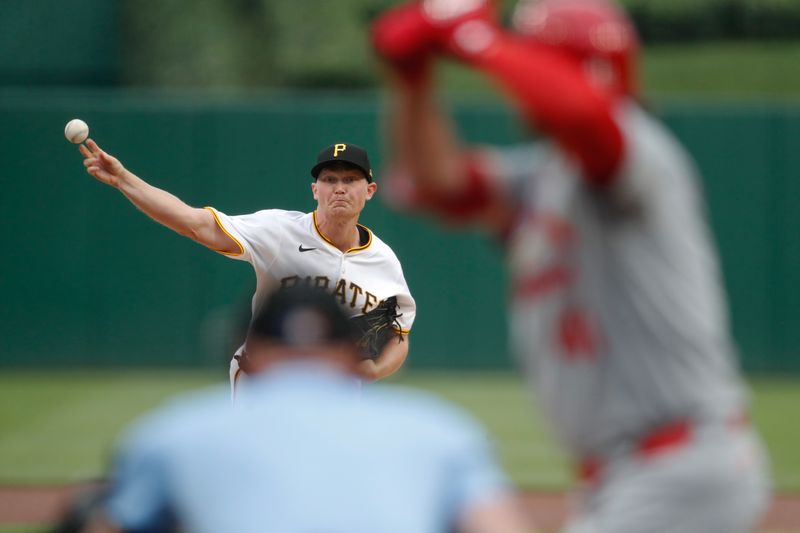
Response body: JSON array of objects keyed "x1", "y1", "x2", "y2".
[
  {"x1": 86, "y1": 139, "x2": 102, "y2": 155},
  {"x1": 79, "y1": 143, "x2": 93, "y2": 158},
  {"x1": 87, "y1": 167, "x2": 107, "y2": 180}
]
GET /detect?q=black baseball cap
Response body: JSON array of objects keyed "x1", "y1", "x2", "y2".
[
  {"x1": 249, "y1": 286, "x2": 357, "y2": 347},
  {"x1": 310, "y1": 143, "x2": 373, "y2": 182}
]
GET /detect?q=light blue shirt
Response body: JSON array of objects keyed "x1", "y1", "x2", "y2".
[{"x1": 106, "y1": 362, "x2": 509, "y2": 533}]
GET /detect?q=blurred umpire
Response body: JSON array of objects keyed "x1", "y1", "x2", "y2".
[
  {"x1": 372, "y1": 0, "x2": 770, "y2": 531},
  {"x1": 63, "y1": 286, "x2": 529, "y2": 533}
]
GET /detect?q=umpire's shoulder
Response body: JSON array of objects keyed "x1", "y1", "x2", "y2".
[
  {"x1": 114, "y1": 385, "x2": 231, "y2": 453},
  {"x1": 365, "y1": 384, "x2": 488, "y2": 443}
]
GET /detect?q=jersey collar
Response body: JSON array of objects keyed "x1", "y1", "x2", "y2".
[{"x1": 312, "y1": 210, "x2": 373, "y2": 253}]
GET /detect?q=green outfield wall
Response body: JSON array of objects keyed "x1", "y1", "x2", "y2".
[{"x1": 1, "y1": 90, "x2": 798, "y2": 372}]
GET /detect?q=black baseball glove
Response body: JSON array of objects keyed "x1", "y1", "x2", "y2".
[{"x1": 350, "y1": 296, "x2": 404, "y2": 360}]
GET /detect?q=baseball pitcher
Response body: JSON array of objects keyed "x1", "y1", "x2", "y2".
[{"x1": 79, "y1": 140, "x2": 416, "y2": 396}]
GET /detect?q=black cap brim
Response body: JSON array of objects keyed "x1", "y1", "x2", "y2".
[{"x1": 311, "y1": 160, "x2": 372, "y2": 182}]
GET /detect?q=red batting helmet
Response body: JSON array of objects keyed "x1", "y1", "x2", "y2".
[{"x1": 511, "y1": 0, "x2": 639, "y2": 97}]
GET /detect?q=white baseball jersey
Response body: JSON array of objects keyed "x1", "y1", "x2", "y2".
[
  {"x1": 482, "y1": 102, "x2": 748, "y2": 460},
  {"x1": 205, "y1": 208, "x2": 416, "y2": 350}
]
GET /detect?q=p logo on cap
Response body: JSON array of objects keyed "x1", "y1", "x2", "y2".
[{"x1": 310, "y1": 142, "x2": 373, "y2": 182}]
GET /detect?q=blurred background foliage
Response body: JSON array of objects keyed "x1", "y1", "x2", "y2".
[
  {"x1": 2, "y1": 0, "x2": 800, "y2": 97},
  {"x1": 118, "y1": 0, "x2": 392, "y2": 89},
  {"x1": 624, "y1": 0, "x2": 800, "y2": 42},
  {"x1": 111, "y1": 0, "x2": 800, "y2": 93}
]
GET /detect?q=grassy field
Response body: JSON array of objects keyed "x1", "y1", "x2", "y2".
[{"x1": 0, "y1": 369, "x2": 798, "y2": 492}]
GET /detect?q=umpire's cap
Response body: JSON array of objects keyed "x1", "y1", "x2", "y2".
[
  {"x1": 249, "y1": 287, "x2": 357, "y2": 347},
  {"x1": 310, "y1": 143, "x2": 373, "y2": 182}
]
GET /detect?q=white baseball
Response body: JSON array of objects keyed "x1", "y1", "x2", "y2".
[{"x1": 64, "y1": 119, "x2": 89, "y2": 144}]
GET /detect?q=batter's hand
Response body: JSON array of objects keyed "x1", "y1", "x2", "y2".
[
  {"x1": 371, "y1": 3, "x2": 434, "y2": 67},
  {"x1": 371, "y1": 0, "x2": 498, "y2": 67},
  {"x1": 80, "y1": 139, "x2": 128, "y2": 189}
]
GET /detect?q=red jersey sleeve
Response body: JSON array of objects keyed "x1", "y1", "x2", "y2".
[{"x1": 459, "y1": 33, "x2": 625, "y2": 185}]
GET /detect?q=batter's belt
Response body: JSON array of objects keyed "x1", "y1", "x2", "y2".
[{"x1": 577, "y1": 412, "x2": 749, "y2": 484}]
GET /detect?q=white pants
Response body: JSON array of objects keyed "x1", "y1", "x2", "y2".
[{"x1": 564, "y1": 424, "x2": 770, "y2": 533}]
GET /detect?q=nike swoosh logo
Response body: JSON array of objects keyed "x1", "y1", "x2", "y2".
[{"x1": 298, "y1": 245, "x2": 317, "y2": 252}]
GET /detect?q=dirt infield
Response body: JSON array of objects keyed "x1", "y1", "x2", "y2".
[
  {"x1": 516, "y1": 492, "x2": 800, "y2": 531},
  {"x1": 1, "y1": 485, "x2": 799, "y2": 530}
]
